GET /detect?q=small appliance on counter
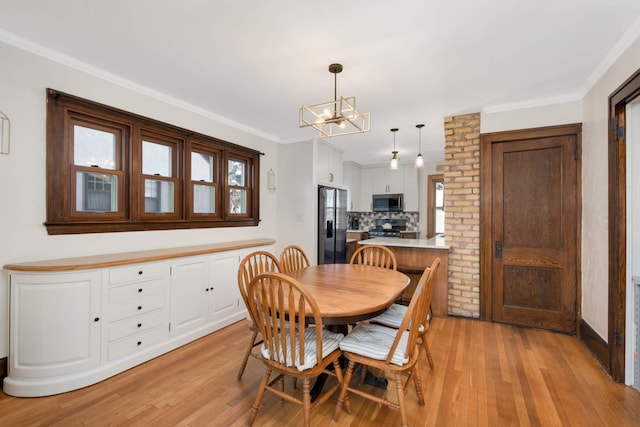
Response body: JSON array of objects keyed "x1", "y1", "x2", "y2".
[
  {"x1": 368, "y1": 218, "x2": 407, "y2": 238},
  {"x1": 348, "y1": 214, "x2": 360, "y2": 230}
]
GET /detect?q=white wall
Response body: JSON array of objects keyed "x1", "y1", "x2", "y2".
[
  {"x1": 481, "y1": 100, "x2": 582, "y2": 134},
  {"x1": 0, "y1": 41, "x2": 279, "y2": 358},
  {"x1": 582, "y1": 35, "x2": 640, "y2": 340},
  {"x1": 276, "y1": 140, "x2": 317, "y2": 263}
]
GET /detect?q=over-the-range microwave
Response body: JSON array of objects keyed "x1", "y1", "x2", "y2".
[{"x1": 372, "y1": 193, "x2": 404, "y2": 212}]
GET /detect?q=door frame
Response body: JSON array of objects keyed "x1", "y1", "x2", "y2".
[
  {"x1": 608, "y1": 68, "x2": 640, "y2": 382},
  {"x1": 479, "y1": 124, "x2": 583, "y2": 331}
]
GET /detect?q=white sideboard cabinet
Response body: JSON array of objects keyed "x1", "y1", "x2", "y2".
[{"x1": 2, "y1": 238, "x2": 275, "y2": 397}]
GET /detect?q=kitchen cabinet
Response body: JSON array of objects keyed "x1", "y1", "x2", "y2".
[
  {"x1": 317, "y1": 142, "x2": 343, "y2": 186},
  {"x1": 403, "y1": 166, "x2": 419, "y2": 211},
  {"x1": 372, "y1": 167, "x2": 404, "y2": 194},
  {"x1": 2, "y1": 238, "x2": 275, "y2": 397},
  {"x1": 342, "y1": 161, "x2": 361, "y2": 211},
  {"x1": 8, "y1": 271, "x2": 102, "y2": 380},
  {"x1": 359, "y1": 168, "x2": 374, "y2": 211}
]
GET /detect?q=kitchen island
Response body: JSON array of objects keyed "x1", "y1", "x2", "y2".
[{"x1": 358, "y1": 236, "x2": 450, "y2": 316}]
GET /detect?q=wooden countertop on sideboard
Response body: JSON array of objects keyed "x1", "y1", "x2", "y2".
[{"x1": 3, "y1": 238, "x2": 276, "y2": 272}]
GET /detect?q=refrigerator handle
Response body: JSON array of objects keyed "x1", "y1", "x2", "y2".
[{"x1": 327, "y1": 220, "x2": 333, "y2": 238}]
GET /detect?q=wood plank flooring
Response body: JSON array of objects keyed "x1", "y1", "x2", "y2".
[{"x1": 1, "y1": 317, "x2": 639, "y2": 426}]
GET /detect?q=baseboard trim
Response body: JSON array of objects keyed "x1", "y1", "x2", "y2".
[{"x1": 579, "y1": 319, "x2": 609, "y2": 371}]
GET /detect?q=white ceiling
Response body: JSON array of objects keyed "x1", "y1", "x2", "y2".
[{"x1": 1, "y1": 1, "x2": 640, "y2": 165}]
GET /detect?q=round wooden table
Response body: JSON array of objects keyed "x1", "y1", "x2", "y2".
[{"x1": 286, "y1": 263, "x2": 410, "y2": 325}]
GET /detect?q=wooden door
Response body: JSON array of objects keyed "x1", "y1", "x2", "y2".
[{"x1": 483, "y1": 125, "x2": 580, "y2": 333}]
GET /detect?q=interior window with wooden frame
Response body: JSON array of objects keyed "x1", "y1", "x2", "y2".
[
  {"x1": 427, "y1": 174, "x2": 445, "y2": 238},
  {"x1": 46, "y1": 89, "x2": 261, "y2": 234}
]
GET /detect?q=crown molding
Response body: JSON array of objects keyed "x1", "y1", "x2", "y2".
[{"x1": 0, "y1": 28, "x2": 281, "y2": 143}]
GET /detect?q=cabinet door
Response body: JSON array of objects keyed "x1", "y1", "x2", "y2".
[
  {"x1": 9, "y1": 271, "x2": 101, "y2": 378},
  {"x1": 317, "y1": 143, "x2": 332, "y2": 185},
  {"x1": 343, "y1": 162, "x2": 361, "y2": 211},
  {"x1": 360, "y1": 168, "x2": 374, "y2": 211},
  {"x1": 372, "y1": 167, "x2": 404, "y2": 194},
  {"x1": 209, "y1": 251, "x2": 242, "y2": 321},
  {"x1": 169, "y1": 256, "x2": 208, "y2": 336},
  {"x1": 330, "y1": 149, "x2": 343, "y2": 186},
  {"x1": 403, "y1": 165, "x2": 419, "y2": 211}
]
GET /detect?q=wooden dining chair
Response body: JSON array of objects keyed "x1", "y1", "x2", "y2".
[
  {"x1": 369, "y1": 258, "x2": 441, "y2": 369},
  {"x1": 279, "y1": 244, "x2": 310, "y2": 273},
  {"x1": 236, "y1": 251, "x2": 282, "y2": 380},
  {"x1": 350, "y1": 244, "x2": 397, "y2": 270},
  {"x1": 332, "y1": 262, "x2": 437, "y2": 427},
  {"x1": 247, "y1": 272, "x2": 348, "y2": 427}
]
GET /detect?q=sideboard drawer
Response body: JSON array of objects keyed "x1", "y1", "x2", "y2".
[
  {"x1": 108, "y1": 278, "x2": 167, "y2": 304},
  {"x1": 107, "y1": 326, "x2": 168, "y2": 361},
  {"x1": 108, "y1": 292, "x2": 166, "y2": 322},
  {"x1": 109, "y1": 262, "x2": 169, "y2": 286},
  {"x1": 108, "y1": 309, "x2": 167, "y2": 342}
]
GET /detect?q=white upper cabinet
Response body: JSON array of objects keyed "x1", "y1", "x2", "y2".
[
  {"x1": 359, "y1": 168, "x2": 374, "y2": 212},
  {"x1": 403, "y1": 166, "x2": 419, "y2": 212},
  {"x1": 372, "y1": 167, "x2": 404, "y2": 194},
  {"x1": 342, "y1": 162, "x2": 362, "y2": 211},
  {"x1": 317, "y1": 141, "x2": 343, "y2": 186}
]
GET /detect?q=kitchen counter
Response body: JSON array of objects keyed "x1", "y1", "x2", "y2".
[
  {"x1": 354, "y1": 236, "x2": 450, "y2": 316},
  {"x1": 358, "y1": 236, "x2": 449, "y2": 250}
]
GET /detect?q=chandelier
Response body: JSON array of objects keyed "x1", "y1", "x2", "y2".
[
  {"x1": 299, "y1": 63, "x2": 371, "y2": 138},
  {"x1": 415, "y1": 123, "x2": 425, "y2": 168}
]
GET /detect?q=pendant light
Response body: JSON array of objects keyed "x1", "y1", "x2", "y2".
[
  {"x1": 415, "y1": 123, "x2": 425, "y2": 168},
  {"x1": 389, "y1": 128, "x2": 399, "y2": 170}
]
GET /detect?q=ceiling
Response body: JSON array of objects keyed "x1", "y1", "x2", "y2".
[{"x1": 1, "y1": 1, "x2": 640, "y2": 166}]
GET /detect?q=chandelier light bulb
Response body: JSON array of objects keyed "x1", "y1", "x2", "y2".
[{"x1": 415, "y1": 153, "x2": 424, "y2": 168}]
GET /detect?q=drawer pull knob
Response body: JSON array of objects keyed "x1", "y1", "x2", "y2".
[
  {"x1": 137, "y1": 341, "x2": 142, "y2": 346},
  {"x1": 94, "y1": 317, "x2": 100, "y2": 322},
  {"x1": 138, "y1": 306, "x2": 142, "y2": 310},
  {"x1": 137, "y1": 323, "x2": 142, "y2": 328},
  {"x1": 138, "y1": 288, "x2": 143, "y2": 293},
  {"x1": 138, "y1": 271, "x2": 143, "y2": 275}
]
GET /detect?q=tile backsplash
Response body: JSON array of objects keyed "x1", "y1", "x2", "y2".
[{"x1": 348, "y1": 211, "x2": 419, "y2": 231}]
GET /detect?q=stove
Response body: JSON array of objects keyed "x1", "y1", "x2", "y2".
[{"x1": 368, "y1": 218, "x2": 407, "y2": 238}]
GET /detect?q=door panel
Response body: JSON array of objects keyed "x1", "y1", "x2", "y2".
[{"x1": 491, "y1": 134, "x2": 578, "y2": 333}]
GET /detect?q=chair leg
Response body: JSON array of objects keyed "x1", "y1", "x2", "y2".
[
  {"x1": 237, "y1": 329, "x2": 259, "y2": 380},
  {"x1": 394, "y1": 373, "x2": 409, "y2": 427},
  {"x1": 248, "y1": 368, "x2": 272, "y2": 426},
  {"x1": 421, "y1": 337, "x2": 434, "y2": 369},
  {"x1": 412, "y1": 367, "x2": 425, "y2": 406},
  {"x1": 302, "y1": 378, "x2": 311, "y2": 427},
  {"x1": 333, "y1": 359, "x2": 356, "y2": 422}
]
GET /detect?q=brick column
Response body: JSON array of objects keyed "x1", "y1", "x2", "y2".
[{"x1": 443, "y1": 113, "x2": 480, "y2": 318}]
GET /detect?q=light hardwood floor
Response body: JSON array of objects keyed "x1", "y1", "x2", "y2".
[{"x1": 1, "y1": 317, "x2": 639, "y2": 426}]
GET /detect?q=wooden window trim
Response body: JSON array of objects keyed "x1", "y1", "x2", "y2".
[
  {"x1": 426, "y1": 174, "x2": 444, "y2": 238},
  {"x1": 188, "y1": 141, "x2": 222, "y2": 220},
  {"x1": 45, "y1": 89, "x2": 261, "y2": 234}
]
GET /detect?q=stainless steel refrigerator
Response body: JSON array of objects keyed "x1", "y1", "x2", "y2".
[{"x1": 318, "y1": 186, "x2": 348, "y2": 264}]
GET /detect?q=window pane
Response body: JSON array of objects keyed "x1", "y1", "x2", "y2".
[
  {"x1": 436, "y1": 207, "x2": 445, "y2": 234},
  {"x1": 74, "y1": 125, "x2": 116, "y2": 170},
  {"x1": 229, "y1": 188, "x2": 246, "y2": 214},
  {"x1": 193, "y1": 184, "x2": 216, "y2": 214},
  {"x1": 143, "y1": 141, "x2": 172, "y2": 176},
  {"x1": 144, "y1": 179, "x2": 174, "y2": 213},
  {"x1": 228, "y1": 160, "x2": 245, "y2": 186},
  {"x1": 192, "y1": 152, "x2": 213, "y2": 182},
  {"x1": 435, "y1": 182, "x2": 444, "y2": 207},
  {"x1": 76, "y1": 171, "x2": 118, "y2": 212}
]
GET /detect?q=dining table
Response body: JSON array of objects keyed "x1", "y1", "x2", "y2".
[
  {"x1": 285, "y1": 263, "x2": 411, "y2": 327},
  {"x1": 284, "y1": 263, "x2": 411, "y2": 400}
]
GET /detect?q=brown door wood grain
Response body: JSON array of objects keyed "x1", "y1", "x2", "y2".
[{"x1": 485, "y1": 126, "x2": 580, "y2": 333}]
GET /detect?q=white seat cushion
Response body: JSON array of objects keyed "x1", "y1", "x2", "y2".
[
  {"x1": 370, "y1": 303, "x2": 429, "y2": 332},
  {"x1": 339, "y1": 323, "x2": 409, "y2": 366},
  {"x1": 261, "y1": 327, "x2": 343, "y2": 371}
]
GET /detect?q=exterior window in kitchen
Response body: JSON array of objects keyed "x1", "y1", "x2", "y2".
[
  {"x1": 427, "y1": 174, "x2": 445, "y2": 238},
  {"x1": 190, "y1": 143, "x2": 220, "y2": 217},
  {"x1": 70, "y1": 117, "x2": 126, "y2": 219},
  {"x1": 140, "y1": 134, "x2": 180, "y2": 218},
  {"x1": 46, "y1": 89, "x2": 260, "y2": 234},
  {"x1": 228, "y1": 155, "x2": 253, "y2": 216}
]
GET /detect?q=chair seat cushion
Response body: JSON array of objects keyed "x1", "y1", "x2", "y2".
[
  {"x1": 339, "y1": 323, "x2": 409, "y2": 366},
  {"x1": 261, "y1": 327, "x2": 343, "y2": 371},
  {"x1": 370, "y1": 303, "x2": 429, "y2": 332}
]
